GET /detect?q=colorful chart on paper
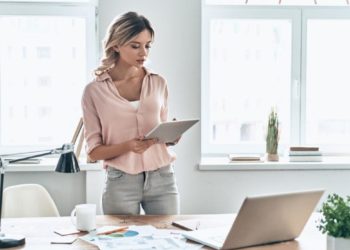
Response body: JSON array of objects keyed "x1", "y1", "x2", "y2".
[{"x1": 104, "y1": 230, "x2": 139, "y2": 238}]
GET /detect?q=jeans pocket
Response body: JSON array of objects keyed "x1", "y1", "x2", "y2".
[
  {"x1": 107, "y1": 167, "x2": 125, "y2": 181},
  {"x1": 158, "y1": 165, "x2": 174, "y2": 178}
]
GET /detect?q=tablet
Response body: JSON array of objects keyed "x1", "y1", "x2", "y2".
[{"x1": 144, "y1": 119, "x2": 199, "y2": 143}]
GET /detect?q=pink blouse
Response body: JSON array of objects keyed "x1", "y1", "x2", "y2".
[{"x1": 81, "y1": 68, "x2": 176, "y2": 174}]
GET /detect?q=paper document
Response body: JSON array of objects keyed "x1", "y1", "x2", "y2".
[
  {"x1": 79, "y1": 225, "x2": 203, "y2": 250},
  {"x1": 50, "y1": 236, "x2": 77, "y2": 244}
]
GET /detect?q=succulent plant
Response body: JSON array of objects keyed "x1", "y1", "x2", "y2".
[{"x1": 266, "y1": 109, "x2": 279, "y2": 154}]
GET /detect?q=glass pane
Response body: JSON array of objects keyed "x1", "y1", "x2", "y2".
[
  {"x1": 205, "y1": 0, "x2": 245, "y2": 5},
  {"x1": 205, "y1": 0, "x2": 279, "y2": 4},
  {"x1": 205, "y1": 0, "x2": 349, "y2": 5},
  {"x1": 0, "y1": 0, "x2": 92, "y2": 2},
  {"x1": 0, "y1": 16, "x2": 86, "y2": 147},
  {"x1": 282, "y1": 0, "x2": 316, "y2": 5},
  {"x1": 247, "y1": 0, "x2": 279, "y2": 5},
  {"x1": 306, "y1": 19, "x2": 350, "y2": 145},
  {"x1": 209, "y1": 19, "x2": 291, "y2": 145},
  {"x1": 316, "y1": 0, "x2": 348, "y2": 5}
]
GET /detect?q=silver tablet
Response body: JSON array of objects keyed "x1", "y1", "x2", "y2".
[{"x1": 144, "y1": 119, "x2": 199, "y2": 143}]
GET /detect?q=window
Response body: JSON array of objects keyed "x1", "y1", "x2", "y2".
[
  {"x1": 0, "y1": 2, "x2": 96, "y2": 153},
  {"x1": 205, "y1": 0, "x2": 350, "y2": 5},
  {"x1": 202, "y1": 4, "x2": 350, "y2": 156}
]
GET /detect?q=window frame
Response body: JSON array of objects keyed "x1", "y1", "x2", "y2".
[
  {"x1": 0, "y1": 1, "x2": 97, "y2": 153},
  {"x1": 201, "y1": 4, "x2": 350, "y2": 156}
]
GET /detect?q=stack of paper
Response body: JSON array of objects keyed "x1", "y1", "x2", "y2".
[
  {"x1": 6, "y1": 158, "x2": 41, "y2": 164},
  {"x1": 288, "y1": 146, "x2": 322, "y2": 162},
  {"x1": 228, "y1": 154, "x2": 263, "y2": 163}
]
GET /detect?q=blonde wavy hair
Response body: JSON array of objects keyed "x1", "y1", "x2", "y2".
[{"x1": 94, "y1": 12, "x2": 154, "y2": 76}]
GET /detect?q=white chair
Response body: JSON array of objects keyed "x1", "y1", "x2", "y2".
[{"x1": 2, "y1": 184, "x2": 60, "y2": 218}]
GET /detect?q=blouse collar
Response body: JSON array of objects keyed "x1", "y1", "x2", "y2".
[{"x1": 95, "y1": 67, "x2": 157, "y2": 83}]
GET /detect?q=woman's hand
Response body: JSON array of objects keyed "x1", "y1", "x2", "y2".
[
  {"x1": 127, "y1": 138, "x2": 158, "y2": 154},
  {"x1": 166, "y1": 118, "x2": 181, "y2": 146},
  {"x1": 166, "y1": 136, "x2": 181, "y2": 146}
]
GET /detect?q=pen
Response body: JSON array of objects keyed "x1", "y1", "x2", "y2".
[
  {"x1": 195, "y1": 221, "x2": 200, "y2": 230},
  {"x1": 97, "y1": 226, "x2": 129, "y2": 235}
]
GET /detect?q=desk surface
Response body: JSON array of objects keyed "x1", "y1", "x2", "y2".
[{"x1": 2, "y1": 214, "x2": 325, "y2": 249}]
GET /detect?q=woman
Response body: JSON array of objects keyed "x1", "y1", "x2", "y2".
[{"x1": 81, "y1": 12, "x2": 180, "y2": 215}]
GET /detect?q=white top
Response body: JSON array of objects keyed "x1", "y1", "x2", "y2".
[{"x1": 129, "y1": 100, "x2": 139, "y2": 109}]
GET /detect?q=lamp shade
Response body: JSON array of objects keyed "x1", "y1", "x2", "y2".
[{"x1": 55, "y1": 152, "x2": 80, "y2": 173}]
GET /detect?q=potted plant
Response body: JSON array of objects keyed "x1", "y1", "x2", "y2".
[
  {"x1": 266, "y1": 109, "x2": 279, "y2": 161},
  {"x1": 318, "y1": 193, "x2": 350, "y2": 250}
]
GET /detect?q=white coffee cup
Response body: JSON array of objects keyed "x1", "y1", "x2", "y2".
[{"x1": 70, "y1": 204, "x2": 96, "y2": 231}]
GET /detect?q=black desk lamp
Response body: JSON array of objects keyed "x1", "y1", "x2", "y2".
[{"x1": 0, "y1": 143, "x2": 80, "y2": 248}]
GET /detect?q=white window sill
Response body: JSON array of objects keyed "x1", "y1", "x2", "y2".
[
  {"x1": 199, "y1": 156, "x2": 350, "y2": 171},
  {"x1": 4, "y1": 158, "x2": 102, "y2": 172}
]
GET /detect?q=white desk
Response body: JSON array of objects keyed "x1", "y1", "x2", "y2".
[{"x1": 2, "y1": 213, "x2": 326, "y2": 250}]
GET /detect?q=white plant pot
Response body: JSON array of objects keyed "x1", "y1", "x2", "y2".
[{"x1": 327, "y1": 235, "x2": 350, "y2": 250}]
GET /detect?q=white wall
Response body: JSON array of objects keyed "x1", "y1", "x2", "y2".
[{"x1": 98, "y1": 0, "x2": 350, "y2": 214}]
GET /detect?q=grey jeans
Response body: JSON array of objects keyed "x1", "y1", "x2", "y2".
[{"x1": 102, "y1": 165, "x2": 180, "y2": 215}]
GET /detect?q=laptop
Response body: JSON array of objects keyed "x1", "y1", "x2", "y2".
[{"x1": 182, "y1": 189, "x2": 324, "y2": 249}]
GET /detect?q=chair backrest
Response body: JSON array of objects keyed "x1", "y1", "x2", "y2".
[{"x1": 2, "y1": 184, "x2": 60, "y2": 218}]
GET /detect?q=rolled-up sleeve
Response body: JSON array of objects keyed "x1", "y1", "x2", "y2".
[{"x1": 81, "y1": 86, "x2": 102, "y2": 154}]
